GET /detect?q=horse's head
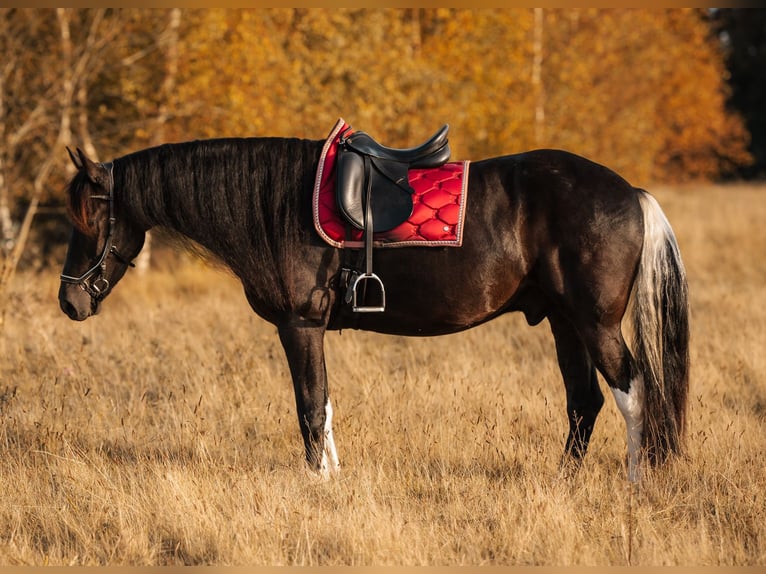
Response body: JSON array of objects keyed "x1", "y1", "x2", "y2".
[{"x1": 59, "y1": 148, "x2": 145, "y2": 321}]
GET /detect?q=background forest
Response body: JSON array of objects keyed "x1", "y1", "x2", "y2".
[{"x1": 0, "y1": 7, "x2": 764, "y2": 286}]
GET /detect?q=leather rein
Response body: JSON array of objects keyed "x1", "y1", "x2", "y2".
[{"x1": 60, "y1": 162, "x2": 135, "y2": 299}]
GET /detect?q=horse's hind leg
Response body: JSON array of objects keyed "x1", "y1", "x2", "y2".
[
  {"x1": 277, "y1": 322, "x2": 340, "y2": 479},
  {"x1": 554, "y1": 299, "x2": 643, "y2": 479},
  {"x1": 579, "y1": 322, "x2": 643, "y2": 481},
  {"x1": 548, "y1": 312, "x2": 605, "y2": 468}
]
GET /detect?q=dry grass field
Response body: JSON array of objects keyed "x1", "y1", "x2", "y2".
[{"x1": 0, "y1": 183, "x2": 764, "y2": 565}]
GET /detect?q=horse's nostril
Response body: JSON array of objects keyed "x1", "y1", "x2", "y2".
[{"x1": 61, "y1": 299, "x2": 75, "y2": 318}]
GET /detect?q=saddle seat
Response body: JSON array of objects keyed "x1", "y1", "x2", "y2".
[{"x1": 341, "y1": 124, "x2": 450, "y2": 167}]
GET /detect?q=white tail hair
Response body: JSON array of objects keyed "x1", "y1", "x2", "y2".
[{"x1": 623, "y1": 190, "x2": 690, "y2": 464}]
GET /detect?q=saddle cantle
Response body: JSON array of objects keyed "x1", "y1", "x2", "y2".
[{"x1": 336, "y1": 125, "x2": 451, "y2": 232}]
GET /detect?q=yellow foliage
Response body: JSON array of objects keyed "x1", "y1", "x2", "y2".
[{"x1": 165, "y1": 8, "x2": 749, "y2": 183}]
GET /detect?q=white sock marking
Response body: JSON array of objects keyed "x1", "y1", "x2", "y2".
[
  {"x1": 611, "y1": 376, "x2": 645, "y2": 482},
  {"x1": 319, "y1": 399, "x2": 340, "y2": 479}
]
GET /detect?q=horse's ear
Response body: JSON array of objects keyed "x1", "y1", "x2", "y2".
[
  {"x1": 66, "y1": 146, "x2": 82, "y2": 170},
  {"x1": 76, "y1": 147, "x2": 108, "y2": 187}
]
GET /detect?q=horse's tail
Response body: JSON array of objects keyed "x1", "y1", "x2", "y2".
[{"x1": 625, "y1": 190, "x2": 690, "y2": 465}]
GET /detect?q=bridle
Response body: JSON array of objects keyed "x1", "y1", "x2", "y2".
[{"x1": 60, "y1": 161, "x2": 135, "y2": 299}]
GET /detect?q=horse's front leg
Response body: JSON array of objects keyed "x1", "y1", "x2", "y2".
[{"x1": 277, "y1": 321, "x2": 340, "y2": 479}]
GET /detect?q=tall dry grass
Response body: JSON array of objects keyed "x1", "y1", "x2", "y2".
[{"x1": 0, "y1": 184, "x2": 764, "y2": 565}]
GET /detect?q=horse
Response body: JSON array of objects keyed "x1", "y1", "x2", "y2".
[{"x1": 58, "y1": 124, "x2": 689, "y2": 482}]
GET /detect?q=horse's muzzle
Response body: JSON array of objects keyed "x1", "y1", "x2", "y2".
[{"x1": 59, "y1": 284, "x2": 99, "y2": 321}]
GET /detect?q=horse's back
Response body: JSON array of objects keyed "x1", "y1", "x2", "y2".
[
  {"x1": 472, "y1": 148, "x2": 639, "y2": 204},
  {"x1": 467, "y1": 147, "x2": 644, "y2": 276}
]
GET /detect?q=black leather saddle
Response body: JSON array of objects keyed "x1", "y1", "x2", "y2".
[
  {"x1": 336, "y1": 125, "x2": 450, "y2": 232},
  {"x1": 334, "y1": 124, "x2": 450, "y2": 313}
]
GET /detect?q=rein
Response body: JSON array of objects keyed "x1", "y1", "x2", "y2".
[{"x1": 60, "y1": 162, "x2": 135, "y2": 299}]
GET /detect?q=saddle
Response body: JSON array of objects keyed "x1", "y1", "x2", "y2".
[{"x1": 335, "y1": 124, "x2": 451, "y2": 312}]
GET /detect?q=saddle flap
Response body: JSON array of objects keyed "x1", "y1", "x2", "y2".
[
  {"x1": 336, "y1": 151, "x2": 414, "y2": 232},
  {"x1": 336, "y1": 151, "x2": 365, "y2": 227}
]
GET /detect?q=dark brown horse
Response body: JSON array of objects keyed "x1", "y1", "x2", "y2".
[{"x1": 58, "y1": 129, "x2": 689, "y2": 482}]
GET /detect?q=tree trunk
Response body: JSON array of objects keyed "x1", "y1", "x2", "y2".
[
  {"x1": 532, "y1": 7, "x2": 545, "y2": 147},
  {"x1": 0, "y1": 9, "x2": 76, "y2": 327},
  {"x1": 0, "y1": 15, "x2": 15, "y2": 261},
  {"x1": 134, "y1": 8, "x2": 183, "y2": 275}
]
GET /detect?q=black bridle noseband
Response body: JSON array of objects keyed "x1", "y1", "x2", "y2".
[{"x1": 60, "y1": 162, "x2": 135, "y2": 299}]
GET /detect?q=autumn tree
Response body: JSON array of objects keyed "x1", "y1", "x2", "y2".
[
  {"x1": 536, "y1": 9, "x2": 750, "y2": 183},
  {"x1": 714, "y1": 8, "x2": 766, "y2": 178},
  {"x1": 0, "y1": 9, "x2": 122, "y2": 323},
  {"x1": 652, "y1": 10, "x2": 751, "y2": 180},
  {"x1": 172, "y1": 9, "x2": 434, "y2": 141},
  {"x1": 415, "y1": 9, "x2": 538, "y2": 159},
  {"x1": 168, "y1": 8, "x2": 749, "y2": 183},
  {"x1": 108, "y1": 8, "x2": 183, "y2": 272},
  {"x1": 0, "y1": 10, "x2": 58, "y2": 260}
]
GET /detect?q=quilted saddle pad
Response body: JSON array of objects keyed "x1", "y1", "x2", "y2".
[{"x1": 313, "y1": 118, "x2": 470, "y2": 249}]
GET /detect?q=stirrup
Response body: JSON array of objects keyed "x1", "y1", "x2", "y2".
[{"x1": 348, "y1": 272, "x2": 385, "y2": 313}]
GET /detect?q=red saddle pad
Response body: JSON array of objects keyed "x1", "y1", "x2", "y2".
[{"x1": 313, "y1": 118, "x2": 470, "y2": 249}]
